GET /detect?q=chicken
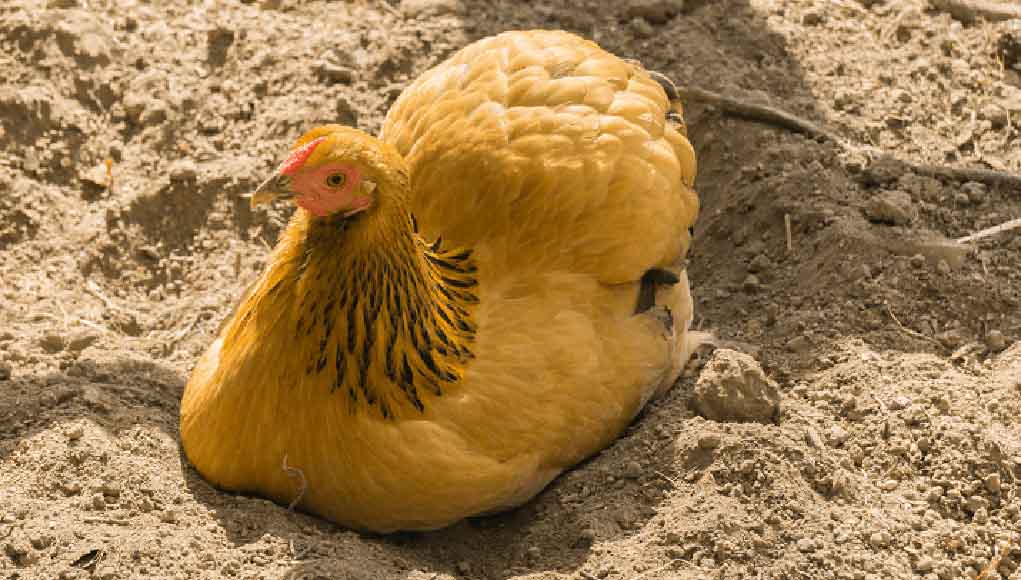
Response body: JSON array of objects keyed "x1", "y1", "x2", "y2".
[{"x1": 180, "y1": 29, "x2": 702, "y2": 533}]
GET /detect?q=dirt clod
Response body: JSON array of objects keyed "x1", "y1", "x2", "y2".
[{"x1": 692, "y1": 349, "x2": 780, "y2": 422}]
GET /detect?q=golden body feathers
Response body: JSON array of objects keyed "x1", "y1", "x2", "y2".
[{"x1": 180, "y1": 30, "x2": 701, "y2": 532}]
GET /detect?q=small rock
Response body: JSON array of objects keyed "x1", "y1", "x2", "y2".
[
  {"x1": 80, "y1": 163, "x2": 110, "y2": 188},
  {"x1": 91, "y1": 493, "x2": 106, "y2": 510},
  {"x1": 629, "y1": 17, "x2": 655, "y2": 38},
  {"x1": 880, "y1": 479, "x2": 899, "y2": 492},
  {"x1": 66, "y1": 424, "x2": 84, "y2": 440},
  {"x1": 796, "y1": 538, "x2": 816, "y2": 552},
  {"x1": 40, "y1": 332, "x2": 65, "y2": 353},
  {"x1": 3, "y1": 539, "x2": 37, "y2": 566},
  {"x1": 865, "y1": 190, "x2": 916, "y2": 225},
  {"x1": 915, "y1": 557, "x2": 935, "y2": 573},
  {"x1": 455, "y1": 560, "x2": 471, "y2": 576},
  {"x1": 0, "y1": 362, "x2": 11, "y2": 381},
  {"x1": 828, "y1": 425, "x2": 850, "y2": 446},
  {"x1": 802, "y1": 10, "x2": 825, "y2": 26},
  {"x1": 525, "y1": 546, "x2": 540, "y2": 561},
  {"x1": 984, "y1": 473, "x2": 1001, "y2": 494},
  {"x1": 979, "y1": 102, "x2": 1009, "y2": 128},
  {"x1": 786, "y1": 335, "x2": 812, "y2": 353},
  {"x1": 697, "y1": 433, "x2": 722, "y2": 450},
  {"x1": 985, "y1": 330, "x2": 1007, "y2": 352},
  {"x1": 742, "y1": 274, "x2": 761, "y2": 293},
  {"x1": 962, "y1": 181, "x2": 987, "y2": 204},
  {"x1": 207, "y1": 25, "x2": 236, "y2": 66},
  {"x1": 401, "y1": 0, "x2": 459, "y2": 18},
  {"x1": 936, "y1": 260, "x2": 952, "y2": 276},
  {"x1": 66, "y1": 331, "x2": 99, "y2": 353},
  {"x1": 101, "y1": 482, "x2": 121, "y2": 498},
  {"x1": 624, "y1": 0, "x2": 685, "y2": 25},
  {"x1": 973, "y1": 507, "x2": 989, "y2": 524},
  {"x1": 317, "y1": 61, "x2": 355, "y2": 84},
  {"x1": 748, "y1": 253, "x2": 772, "y2": 273},
  {"x1": 692, "y1": 349, "x2": 780, "y2": 423},
  {"x1": 160, "y1": 509, "x2": 178, "y2": 523},
  {"x1": 869, "y1": 530, "x2": 892, "y2": 547},
  {"x1": 168, "y1": 159, "x2": 198, "y2": 183},
  {"x1": 621, "y1": 460, "x2": 642, "y2": 479}
]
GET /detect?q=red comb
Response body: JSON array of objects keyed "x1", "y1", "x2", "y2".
[{"x1": 279, "y1": 136, "x2": 327, "y2": 176}]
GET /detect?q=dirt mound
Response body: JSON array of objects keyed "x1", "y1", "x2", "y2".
[{"x1": 1, "y1": 1, "x2": 1019, "y2": 579}]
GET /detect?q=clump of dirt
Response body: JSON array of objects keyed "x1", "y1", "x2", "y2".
[{"x1": 1, "y1": 0, "x2": 1019, "y2": 579}]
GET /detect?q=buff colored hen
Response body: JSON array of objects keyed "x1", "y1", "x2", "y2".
[{"x1": 180, "y1": 30, "x2": 702, "y2": 533}]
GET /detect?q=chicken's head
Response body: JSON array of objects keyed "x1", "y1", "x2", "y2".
[{"x1": 249, "y1": 125, "x2": 409, "y2": 219}]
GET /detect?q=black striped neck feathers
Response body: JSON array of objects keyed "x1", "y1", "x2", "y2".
[{"x1": 284, "y1": 207, "x2": 479, "y2": 420}]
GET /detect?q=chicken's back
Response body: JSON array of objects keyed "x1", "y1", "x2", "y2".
[{"x1": 381, "y1": 30, "x2": 698, "y2": 285}]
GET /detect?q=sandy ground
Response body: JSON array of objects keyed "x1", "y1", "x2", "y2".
[{"x1": 2, "y1": 0, "x2": 1021, "y2": 579}]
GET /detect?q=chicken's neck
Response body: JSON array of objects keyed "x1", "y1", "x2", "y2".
[{"x1": 267, "y1": 208, "x2": 478, "y2": 419}]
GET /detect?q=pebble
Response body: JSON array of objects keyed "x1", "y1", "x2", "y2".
[
  {"x1": 742, "y1": 274, "x2": 761, "y2": 293},
  {"x1": 961, "y1": 181, "x2": 987, "y2": 204},
  {"x1": 786, "y1": 335, "x2": 812, "y2": 353},
  {"x1": 979, "y1": 102, "x2": 1008, "y2": 128},
  {"x1": 796, "y1": 538, "x2": 816, "y2": 552},
  {"x1": 984, "y1": 473, "x2": 1001, "y2": 494},
  {"x1": 3, "y1": 539, "x2": 38, "y2": 565},
  {"x1": 40, "y1": 332, "x2": 66, "y2": 353},
  {"x1": 692, "y1": 349, "x2": 780, "y2": 423},
  {"x1": 168, "y1": 159, "x2": 198, "y2": 183},
  {"x1": 629, "y1": 17, "x2": 654, "y2": 38},
  {"x1": 828, "y1": 425, "x2": 850, "y2": 446},
  {"x1": 401, "y1": 0, "x2": 459, "y2": 18},
  {"x1": 748, "y1": 253, "x2": 772, "y2": 273},
  {"x1": 621, "y1": 460, "x2": 642, "y2": 479},
  {"x1": 880, "y1": 479, "x2": 899, "y2": 492},
  {"x1": 66, "y1": 424, "x2": 84, "y2": 441},
  {"x1": 802, "y1": 9, "x2": 826, "y2": 26},
  {"x1": 91, "y1": 493, "x2": 106, "y2": 510},
  {"x1": 0, "y1": 361, "x2": 11, "y2": 381},
  {"x1": 697, "y1": 433, "x2": 722, "y2": 450},
  {"x1": 984, "y1": 330, "x2": 1007, "y2": 352},
  {"x1": 973, "y1": 507, "x2": 988, "y2": 524},
  {"x1": 915, "y1": 557, "x2": 935, "y2": 573},
  {"x1": 869, "y1": 530, "x2": 892, "y2": 547},
  {"x1": 864, "y1": 190, "x2": 915, "y2": 225}
]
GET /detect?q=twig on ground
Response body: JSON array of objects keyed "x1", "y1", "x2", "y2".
[
  {"x1": 678, "y1": 86, "x2": 1021, "y2": 191},
  {"x1": 678, "y1": 86, "x2": 841, "y2": 143},
  {"x1": 83, "y1": 517, "x2": 130, "y2": 526},
  {"x1": 784, "y1": 214, "x2": 793, "y2": 252},
  {"x1": 282, "y1": 454, "x2": 308, "y2": 511},
  {"x1": 84, "y1": 280, "x2": 117, "y2": 312},
  {"x1": 884, "y1": 302, "x2": 944, "y2": 347},
  {"x1": 929, "y1": 0, "x2": 1021, "y2": 23},
  {"x1": 654, "y1": 470, "x2": 680, "y2": 488},
  {"x1": 956, "y1": 217, "x2": 1021, "y2": 244},
  {"x1": 911, "y1": 163, "x2": 1021, "y2": 190}
]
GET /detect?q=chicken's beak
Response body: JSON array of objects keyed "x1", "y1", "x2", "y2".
[{"x1": 248, "y1": 173, "x2": 293, "y2": 209}]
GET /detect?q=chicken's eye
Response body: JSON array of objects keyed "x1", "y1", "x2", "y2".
[{"x1": 325, "y1": 173, "x2": 346, "y2": 188}]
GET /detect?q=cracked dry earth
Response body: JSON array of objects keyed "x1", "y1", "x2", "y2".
[{"x1": 1, "y1": 0, "x2": 1021, "y2": 579}]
